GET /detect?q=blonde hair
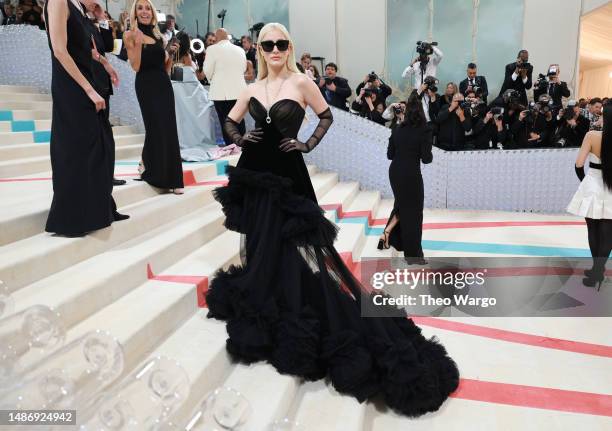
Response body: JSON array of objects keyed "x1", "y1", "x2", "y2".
[
  {"x1": 129, "y1": 0, "x2": 163, "y2": 41},
  {"x1": 256, "y1": 23, "x2": 301, "y2": 80}
]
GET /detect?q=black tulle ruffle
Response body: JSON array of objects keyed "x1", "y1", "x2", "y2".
[{"x1": 205, "y1": 166, "x2": 459, "y2": 417}]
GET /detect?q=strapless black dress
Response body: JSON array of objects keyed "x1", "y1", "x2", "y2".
[{"x1": 205, "y1": 98, "x2": 459, "y2": 417}]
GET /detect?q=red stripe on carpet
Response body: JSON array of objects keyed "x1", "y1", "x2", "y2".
[
  {"x1": 0, "y1": 177, "x2": 52, "y2": 182},
  {"x1": 452, "y1": 378, "x2": 612, "y2": 417},
  {"x1": 191, "y1": 180, "x2": 229, "y2": 187},
  {"x1": 183, "y1": 170, "x2": 197, "y2": 186},
  {"x1": 147, "y1": 263, "x2": 208, "y2": 307},
  {"x1": 320, "y1": 203, "x2": 585, "y2": 229},
  {"x1": 0, "y1": 173, "x2": 139, "y2": 182},
  {"x1": 423, "y1": 221, "x2": 586, "y2": 229},
  {"x1": 411, "y1": 316, "x2": 612, "y2": 358}
]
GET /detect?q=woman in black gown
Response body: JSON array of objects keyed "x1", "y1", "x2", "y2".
[
  {"x1": 378, "y1": 91, "x2": 433, "y2": 265},
  {"x1": 124, "y1": 0, "x2": 184, "y2": 194},
  {"x1": 44, "y1": 0, "x2": 120, "y2": 236},
  {"x1": 204, "y1": 23, "x2": 458, "y2": 417}
]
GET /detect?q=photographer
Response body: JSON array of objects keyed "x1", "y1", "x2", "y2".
[
  {"x1": 511, "y1": 96, "x2": 556, "y2": 148},
  {"x1": 318, "y1": 62, "x2": 351, "y2": 111},
  {"x1": 2, "y1": 2, "x2": 16, "y2": 25},
  {"x1": 416, "y1": 76, "x2": 442, "y2": 124},
  {"x1": 402, "y1": 40, "x2": 443, "y2": 121},
  {"x1": 402, "y1": 41, "x2": 443, "y2": 87},
  {"x1": 162, "y1": 15, "x2": 178, "y2": 42},
  {"x1": 459, "y1": 63, "x2": 489, "y2": 104},
  {"x1": 582, "y1": 97, "x2": 603, "y2": 131},
  {"x1": 356, "y1": 72, "x2": 392, "y2": 107},
  {"x1": 436, "y1": 93, "x2": 472, "y2": 151},
  {"x1": 488, "y1": 89, "x2": 525, "y2": 145},
  {"x1": 499, "y1": 49, "x2": 533, "y2": 106},
  {"x1": 351, "y1": 84, "x2": 386, "y2": 125},
  {"x1": 382, "y1": 101, "x2": 407, "y2": 129},
  {"x1": 554, "y1": 101, "x2": 589, "y2": 147},
  {"x1": 533, "y1": 64, "x2": 570, "y2": 108},
  {"x1": 461, "y1": 89, "x2": 490, "y2": 149},
  {"x1": 241, "y1": 35, "x2": 257, "y2": 76}
]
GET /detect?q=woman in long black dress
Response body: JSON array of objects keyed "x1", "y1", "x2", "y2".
[
  {"x1": 44, "y1": 0, "x2": 119, "y2": 236},
  {"x1": 204, "y1": 23, "x2": 458, "y2": 417},
  {"x1": 378, "y1": 90, "x2": 433, "y2": 265},
  {"x1": 124, "y1": 0, "x2": 183, "y2": 194}
]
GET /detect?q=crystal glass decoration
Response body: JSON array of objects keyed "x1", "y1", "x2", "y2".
[
  {"x1": 0, "y1": 305, "x2": 65, "y2": 385},
  {"x1": 79, "y1": 356, "x2": 189, "y2": 430},
  {"x1": 0, "y1": 330, "x2": 123, "y2": 413},
  {"x1": 165, "y1": 386, "x2": 252, "y2": 431}
]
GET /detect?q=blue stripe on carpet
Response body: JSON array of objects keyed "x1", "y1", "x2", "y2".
[
  {"x1": 11, "y1": 120, "x2": 35, "y2": 132},
  {"x1": 33, "y1": 130, "x2": 51, "y2": 143},
  {"x1": 326, "y1": 209, "x2": 590, "y2": 257},
  {"x1": 0, "y1": 111, "x2": 13, "y2": 121},
  {"x1": 115, "y1": 161, "x2": 139, "y2": 166},
  {"x1": 115, "y1": 159, "x2": 229, "y2": 174}
]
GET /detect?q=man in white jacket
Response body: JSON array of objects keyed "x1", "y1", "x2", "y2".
[
  {"x1": 204, "y1": 28, "x2": 248, "y2": 145},
  {"x1": 402, "y1": 43, "x2": 443, "y2": 122}
]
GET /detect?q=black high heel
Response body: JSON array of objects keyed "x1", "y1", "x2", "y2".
[
  {"x1": 377, "y1": 230, "x2": 391, "y2": 250},
  {"x1": 582, "y1": 275, "x2": 604, "y2": 291}
]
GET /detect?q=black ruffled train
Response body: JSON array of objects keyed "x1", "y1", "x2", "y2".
[{"x1": 205, "y1": 166, "x2": 459, "y2": 417}]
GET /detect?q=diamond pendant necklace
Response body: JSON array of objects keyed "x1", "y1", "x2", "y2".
[{"x1": 264, "y1": 75, "x2": 288, "y2": 124}]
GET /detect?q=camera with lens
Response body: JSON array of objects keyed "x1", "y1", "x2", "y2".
[
  {"x1": 323, "y1": 75, "x2": 334, "y2": 85},
  {"x1": 517, "y1": 61, "x2": 531, "y2": 71},
  {"x1": 535, "y1": 95, "x2": 554, "y2": 115},
  {"x1": 423, "y1": 75, "x2": 439, "y2": 93},
  {"x1": 416, "y1": 40, "x2": 438, "y2": 56},
  {"x1": 490, "y1": 106, "x2": 504, "y2": 120},
  {"x1": 367, "y1": 71, "x2": 378, "y2": 83},
  {"x1": 393, "y1": 104, "x2": 404, "y2": 115},
  {"x1": 460, "y1": 98, "x2": 485, "y2": 117},
  {"x1": 535, "y1": 73, "x2": 549, "y2": 92},
  {"x1": 502, "y1": 89, "x2": 521, "y2": 107},
  {"x1": 521, "y1": 101, "x2": 541, "y2": 123}
]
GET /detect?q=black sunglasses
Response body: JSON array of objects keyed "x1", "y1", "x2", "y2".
[{"x1": 260, "y1": 39, "x2": 290, "y2": 53}]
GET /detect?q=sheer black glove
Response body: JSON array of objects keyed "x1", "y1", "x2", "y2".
[
  {"x1": 575, "y1": 165, "x2": 585, "y2": 181},
  {"x1": 279, "y1": 108, "x2": 333, "y2": 153},
  {"x1": 224, "y1": 117, "x2": 263, "y2": 148}
]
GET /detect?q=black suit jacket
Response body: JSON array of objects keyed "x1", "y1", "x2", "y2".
[
  {"x1": 320, "y1": 77, "x2": 351, "y2": 111},
  {"x1": 533, "y1": 81, "x2": 570, "y2": 107},
  {"x1": 459, "y1": 76, "x2": 489, "y2": 103},
  {"x1": 499, "y1": 62, "x2": 533, "y2": 105},
  {"x1": 355, "y1": 81, "x2": 392, "y2": 106}
]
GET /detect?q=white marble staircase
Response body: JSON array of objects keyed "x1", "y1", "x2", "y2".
[{"x1": 0, "y1": 86, "x2": 609, "y2": 431}]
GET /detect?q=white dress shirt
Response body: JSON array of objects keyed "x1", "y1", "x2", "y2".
[
  {"x1": 402, "y1": 46, "x2": 443, "y2": 121},
  {"x1": 401, "y1": 46, "x2": 444, "y2": 86},
  {"x1": 163, "y1": 28, "x2": 178, "y2": 42}
]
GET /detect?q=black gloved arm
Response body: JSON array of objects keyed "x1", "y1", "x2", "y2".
[
  {"x1": 575, "y1": 165, "x2": 585, "y2": 181},
  {"x1": 279, "y1": 108, "x2": 333, "y2": 153},
  {"x1": 224, "y1": 117, "x2": 263, "y2": 147}
]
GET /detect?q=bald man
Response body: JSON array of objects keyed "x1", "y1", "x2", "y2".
[{"x1": 204, "y1": 28, "x2": 248, "y2": 145}]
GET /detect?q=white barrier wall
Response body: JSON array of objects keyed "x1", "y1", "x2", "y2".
[{"x1": 299, "y1": 107, "x2": 580, "y2": 214}]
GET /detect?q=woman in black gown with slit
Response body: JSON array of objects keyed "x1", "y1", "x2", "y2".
[
  {"x1": 378, "y1": 90, "x2": 433, "y2": 264},
  {"x1": 204, "y1": 23, "x2": 458, "y2": 417},
  {"x1": 124, "y1": 0, "x2": 183, "y2": 193},
  {"x1": 44, "y1": 0, "x2": 120, "y2": 236}
]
